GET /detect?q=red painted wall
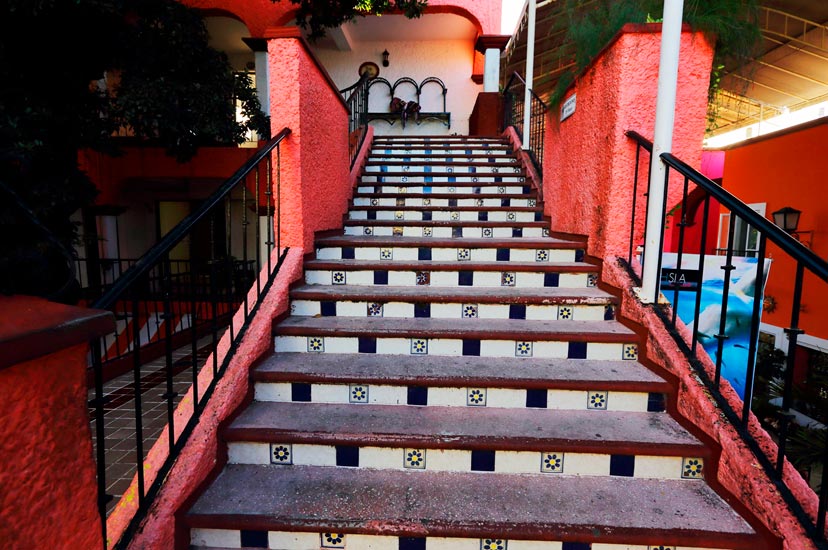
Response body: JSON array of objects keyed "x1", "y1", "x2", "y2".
[
  {"x1": 721, "y1": 119, "x2": 828, "y2": 341},
  {"x1": 543, "y1": 24, "x2": 714, "y2": 262}
]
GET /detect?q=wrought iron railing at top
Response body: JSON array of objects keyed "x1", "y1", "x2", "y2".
[
  {"x1": 341, "y1": 74, "x2": 370, "y2": 168},
  {"x1": 625, "y1": 130, "x2": 828, "y2": 545},
  {"x1": 503, "y1": 71, "x2": 548, "y2": 182},
  {"x1": 89, "y1": 127, "x2": 291, "y2": 548}
]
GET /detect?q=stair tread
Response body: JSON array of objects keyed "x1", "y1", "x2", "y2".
[
  {"x1": 290, "y1": 284, "x2": 612, "y2": 303},
  {"x1": 274, "y1": 316, "x2": 636, "y2": 342},
  {"x1": 343, "y1": 220, "x2": 546, "y2": 227},
  {"x1": 315, "y1": 236, "x2": 574, "y2": 248},
  {"x1": 304, "y1": 259, "x2": 597, "y2": 272},
  {"x1": 255, "y1": 352, "x2": 668, "y2": 391},
  {"x1": 227, "y1": 402, "x2": 700, "y2": 453},
  {"x1": 186, "y1": 465, "x2": 756, "y2": 545}
]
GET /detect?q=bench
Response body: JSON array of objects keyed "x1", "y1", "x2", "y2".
[{"x1": 366, "y1": 76, "x2": 451, "y2": 129}]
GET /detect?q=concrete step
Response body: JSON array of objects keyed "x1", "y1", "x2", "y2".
[
  {"x1": 359, "y1": 174, "x2": 526, "y2": 184},
  {"x1": 347, "y1": 208, "x2": 543, "y2": 223},
  {"x1": 352, "y1": 195, "x2": 537, "y2": 207},
  {"x1": 343, "y1": 223, "x2": 547, "y2": 239},
  {"x1": 314, "y1": 235, "x2": 571, "y2": 251},
  {"x1": 366, "y1": 164, "x2": 522, "y2": 174},
  {"x1": 186, "y1": 465, "x2": 758, "y2": 549},
  {"x1": 368, "y1": 154, "x2": 519, "y2": 163}
]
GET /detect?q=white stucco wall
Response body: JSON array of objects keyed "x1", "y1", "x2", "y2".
[{"x1": 312, "y1": 39, "x2": 481, "y2": 136}]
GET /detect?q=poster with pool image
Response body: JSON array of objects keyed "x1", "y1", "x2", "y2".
[{"x1": 660, "y1": 253, "x2": 772, "y2": 399}]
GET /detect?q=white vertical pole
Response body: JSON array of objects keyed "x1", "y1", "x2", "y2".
[
  {"x1": 483, "y1": 48, "x2": 500, "y2": 93},
  {"x1": 522, "y1": 0, "x2": 536, "y2": 148},
  {"x1": 638, "y1": 0, "x2": 685, "y2": 303}
]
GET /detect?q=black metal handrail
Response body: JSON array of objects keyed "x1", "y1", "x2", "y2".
[
  {"x1": 625, "y1": 130, "x2": 828, "y2": 543},
  {"x1": 341, "y1": 75, "x2": 369, "y2": 168},
  {"x1": 503, "y1": 71, "x2": 548, "y2": 179},
  {"x1": 90, "y1": 127, "x2": 291, "y2": 548}
]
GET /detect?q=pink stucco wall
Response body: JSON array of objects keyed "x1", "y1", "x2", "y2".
[
  {"x1": 544, "y1": 24, "x2": 714, "y2": 262},
  {"x1": 601, "y1": 260, "x2": 812, "y2": 549},
  {"x1": 267, "y1": 31, "x2": 351, "y2": 250}
]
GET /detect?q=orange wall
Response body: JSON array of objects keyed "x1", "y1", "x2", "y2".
[{"x1": 721, "y1": 119, "x2": 828, "y2": 340}]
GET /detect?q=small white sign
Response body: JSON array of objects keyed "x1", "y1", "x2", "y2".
[{"x1": 560, "y1": 93, "x2": 576, "y2": 121}]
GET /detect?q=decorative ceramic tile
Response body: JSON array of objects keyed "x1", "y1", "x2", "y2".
[
  {"x1": 403, "y1": 165, "x2": 410, "y2": 171},
  {"x1": 416, "y1": 271, "x2": 430, "y2": 285},
  {"x1": 482, "y1": 228, "x2": 493, "y2": 238},
  {"x1": 682, "y1": 457, "x2": 704, "y2": 479},
  {"x1": 587, "y1": 273, "x2": 598, "y2": 287},
  {"x1": 542, "y1": 228, "x2": 550, "y2": 237},
  {"x1": 321, "y1": 533, "x2": 346, "y2": 548},
  {"x1": 423, "y1": 198, "x2": 432, "y2": 206},
  {"x1": 480, "y1": 539, "x2": 507, "y2": 550},
  {"x1": 515, "y1": 341, "x2": 533, "y2": 357},
  {"x1": 364, "y1": 227, "x2": 373, "y2": 235},
  {"x1": 623, "y1": 343, "x2": 639, "y2": 361},
  {"x1": 290, "y1": 303, "x2": 296, "y2": 314},
  {"x1": 604, "y1": 305, "x2": 615, "y2": 320},
  {"x1": 558, "y1": 306, "x2": 573, "y2": 320},
  {"x1": 393, "y1": 226, "x2": 404, "y2": 237},
  {"x1": 475, "y1": 198, "x2": 484, "y2": 207},
  {"x1": 498, "y1": 186, "x2": 506, "y2": 193},
  {"x1": 501, "y1": 272, "x2": 516, "y2": 287},
  {"x1": 395, "y1": 211, "x2": 404, "y2": 220},
  {"x1": 398, "y1": 186, "x2": 408, "y2": 192},
  {"x1": 492, "y1": 166, "x2": 499, "y2": 173},
  {"x1": 367, "y1": 303, "x2": 384, "y2": 317},
  {"x1": 404, "y1": 448, "x2": 426, "y2": 469},
  {"x1": 349, "y1": 384, "x2": 369, "y2": 403},
  {"x1": 535, "y1": 250, "x2": 549, "y2": 262},
  {"x1": 588, "y1": 391, "x2": 608, "y2": 410},
  {"x1": 528, "y1": 199, "x2": 537, "y2": 207},
  {"x1": 411, "y1": 338, "x2": 429, "y2": 355},
  {"x1": 307, "y1": 337, "x2": 324, "y2": 353},
  {"x1": 381, "y1": 248, "x2": 393, "y2": 260},
  {"x1": 423, "y1": 227, "x2": 433, "y2": 237},
  {"x1": 451, "y1": 212, "x2": 459, "y2": 220},
  {"x1": 449, "y1": 186, "x2": 456, "y2": 193},
  {"x1": 507, "y1": 212, "x2": 516, "y2": 221},
  {"x1": 447, "y1": 167, "x2": 454, "y2": 172},
  {"x1": 332, "y1": 271, "x2": 346, "y2": 285},
  {"x1": 648, "y1": 546, "x2": 676, "y2": 550},
  {"x1": 457, "y1": 248, "x2": 471, "y2": 261},
  {"x1": 463, "y1": 304, "x2": 479, "y2": 318},
  {"x1": 467, "y1": 388, "x2": 487, "y2": 406},
  {"x1": 540, "y1": 452, "x2": 564, "y2": 473},
  {"x1": 371, "y1": 199, "x2": 379, "y2": 206},
  {"x1": 396, "y1": 198, "x2": 406, "y2": 207},
  {"x1": 519, "y1": 176, "x2": 526, "y2": 182},
  {"x1": 270, "y1": 443, "x2": 293, "y2": 465},
  {"x1": 472, "y1": 177, "x2": 479, "y2": 182}
]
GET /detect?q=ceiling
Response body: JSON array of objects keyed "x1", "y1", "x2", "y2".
[{"x1": 503, "y1": 1, "x2": 828, "y2": 137}]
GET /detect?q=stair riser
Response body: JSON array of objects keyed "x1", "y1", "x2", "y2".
[
  {"x1": 348, "y1": 211, "x2": 541, "y2": 222},
  {"x1": 227, "y1": 444, "x2": 692, "y2": 481},
  {"x1": 274, "y1": 336, "x2": 636, "y2": 361},
  {"x1": 353, "y1": 198, "x2": 536, "y2": 207},
  {"x1": 374, "y1": 148, "x2": 511, "y2": 155},
  {"x1": 359, "y1": 177, "x2": 525, "y2": 185},
  {"x1": 254, "y1": 383, "x2": 649, "y2": 412},
  {"x1": 343, "y1": 226, "x2": 547, "y2": 238},
  {"x1": 304, "y1": 269, "x2": 591, "y2": 288},
  {"x1": 368, "y1": 156, "x2": 517, "y2": 163},
  {"x1": 290, "y1": 300, "x2": 608, "y2": 321},
  {"x1": 314, "y1": 247, "x2": 576, "y2": 263},
  {"x1": 192, "y1": 529, "x2": 720, "y2": 550},
  {"x1": 366, "y1": 166, "x2": 520, "y2": 174}
]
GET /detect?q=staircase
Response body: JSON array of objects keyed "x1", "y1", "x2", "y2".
[{"x1": 185, "y1": 136, "x2": 766, "y2": 550}]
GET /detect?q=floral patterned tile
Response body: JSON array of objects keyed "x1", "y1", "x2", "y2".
[
  {"x1": 404, "y1": 448, "x2": 426, "y2": 470},
  {"x1": 416, "y1": 271, "x2": 430, "y2": 286},
  {"x1": 480, "y1": 539, "x2": 507, "y2": 550},
  {"x1": 380, "y1": 248, "x2": 393, "y2": 260},
  {"x1": 411, "y1": 338, "x2": 429, "y2": 355},
  {"x1": 535, "y1": 249, "x2": 549, "y2": 262},
  {"x1": 540, "y1": 452, "x2": 564, "y2": 473},
  {"x1": 501, "y1": 272, "x2": 516, "y2": 287},
  {"x1": 270, "y1": 443, "x2": 293, "y2": 465},
  {"x1": 457, "y1": 248, "x2": 471, "y2": 261},
  {"x1": 349, "y1": 384, "x2": 369, "y2": 403},
  {"x1": 558, "y1": 306, "x2": 573, "y2": 320},
  {"x1": 682, "y1": 457, "x2": 704, "y2": 479},
  {"x1": 462, "y1": 304, "x2": 478, "y2": 318},
  {"x1": 321, "y1": 533, "x2": 346, "y2": 548},
  {"x1": 623, "y1": 343, "x2": 639, "y2": 361},
  {"x1": 307, "y1": 337, "x2": 324, "y2": 353},
  {"x1": 588, "y1": 390, "x2": 608, "y2": 410},
  {"x1": 367, "y1": 303, "x2": 384, "y2": 317},
  {"x1": 467, "y1": 388, "x2": 487, "y2": 406},
  {"x1": 515, "y1": 341, "x2": 533, "y2": 357}
]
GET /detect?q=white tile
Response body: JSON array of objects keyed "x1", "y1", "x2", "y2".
[
  {"x1": 509, "y1": 541, "x2": 562, "y2": 550},
  {"x1": 474, "y1": 271, "x2": 502, "y2": 287},
  {"x1": 290, "y1": 300, "x2": 319, "y2": 316},
  {"x1": 354, "y1": 247, "x2": 380, "y2": 260},
  {"x1": 428, "y1": 387, "x2": 467, "y2": 407},
  {"x1": 293, "y1": 444, "x2": 337, "y2": 466},
  {"x1": 375, "y1": 337, "x2": 411, "y2": 355},
  {"x1": 480, "y1": 339, "x2": 515, "y2": 358},
  {"x1": 313, "y1": 384, "x2": 350, "y2": 403},
  {"x1": 547, "y1": 390, "x2": 588, "y2": 410},
  {"x1": 478, "y1": 304, "x2": 510, "y2": 319},
  {"x1": 347, "y1": 271, "x2": 375, "y2": 285},
  {"x1": 273, "y1": 336, "x2": 307, "y2": 353},
  {"x1": 227, "y1": 442, "x2": 269, "y2": 464},
  {"x1": 315, "y1": 248, "x2": 340, "y2": 260},
  {"x1": 346, "y1": 535, "x2": 399, "y2": 549},
  {"x1": 369, "y1": 385, "x2": 408, "y2": 405},
  {"x1": 427, "y1": 449, "x2": 471, "y2": 472},
  {"x1": 487, "y1": 388, "x2": 526, "y2": 408},
  {"x1": 325, "y1": 337, "x2": 359, "y2": 354},
  {"x1": 268, "y1": 531, "x2": 320, "y2": 549},
  {"x1": 609, "y1": 392, "x2": 649, "y2": 412},
  {"x1": 576, "y1": 305, "x2": 605, "y2": 321},
  {"x1": 394, "y1": 248, "x2": 419, "y2": 261},
  {"x1": 634, "y1": 455, "x2": 683, "y2": 479},
  {"x1": 431, "y1": 303, "x2": 462, "y2": 318},
  {"x1": 532, "y1": 341, "x2": 569, "y2": 358},
  {"x1": 525, "y1": 305, "x2": 557, "y2": 321},
  {"x1": 429, "y1": 338, "x2": 463, "y2": 356},
  {"x1": 429, "y1": 271, "x2": 458, "y2": 287},
  {"x1": 510, "y1": 249, "x2": 535, "y2": 262},
  {"x1": 587, "y1": 343, "x2": 624, "y2": 360},
  {"x1": 517, "y1": 272, "x2": 545, "y2": 288},
  {"x1": 359, "y1": 447, "x2": 401, "y2": 469},
  {"x1": 255, "y1": 382, "x2": 291, "y2": 402},
  {"x1": 566, "y1": 452, "x2": 610, "y2": 476},
  {"x1": 559, "y1": 273, "x2": 587, "y2": 287},
  {"x1": 304, "y1": 270, "x2": 330, "y2": 285},
  {"x1": 383, "y1": 302, "x2": 415, "y2": 318},
  {"x1": 431, "y1": 248, "x2": 456, "y2": 261},
  {"x1": 388, "y1": 271, "x2": 416, "y2": 286},
  {"x1": 495, "y1": 451, "x2": 538, "y2": 474},
  {"x1": 547, "y1": 249, "x2": 576, "y2": 262},
  {"x1": 334, "y1": 301, "x2": 366, "y2": 317},
  {"x1": 191, "y1": 528, "x2": 240, "y2": 547},
  {"x1": 591, "y1": 544, "x2": 647, "y2": 550}
]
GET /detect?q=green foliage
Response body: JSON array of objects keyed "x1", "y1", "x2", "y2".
[
  {"x1": 548, "y1": 0, "x2": 760, "y2": 107},
  {"x1": 1, "y1": 0, "x2": 269, "y2": 298},
  {"x1": 275, "y1": 0, "x2": 427, "y2": 40}
]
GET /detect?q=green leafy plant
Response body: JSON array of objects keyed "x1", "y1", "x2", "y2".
[{"x1": 276, "y1": 0, "x2": 428, "y2": 40}]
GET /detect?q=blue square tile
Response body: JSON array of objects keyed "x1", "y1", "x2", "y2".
[
  {"x1": 425, "y1": 176, "x2": 433, "y2": 183},
  {"x1": 240, "y1": 530, "x2": 268, "y2": 548},
  {"x1": 568, "y1": 341, "x2": 587, "y2": 359},
  {"x1": 648, "y1": 392, "x2": 666, "y2": 412},
  {"x1": 604, "y1": 305, "x2": 615, "y2": 320},
  {"x1": 418, "y1": 247, "x2": 432, "y2": 261},
  {"x1": 471, "y1": 450, "x2": 496, "y2": 472},
  {"x1": 526, "y1": 389, "x2": 547, "y2": 408},
  {"x1": 341, "y1": 247, "x2": 355, "y2": 260},
  {"x1": 535, "y1": 212, "x2": 543, "y2": 222},
  {"x1": 458, "y1": 271, "x2": 474, "y2": 286},
  {"x1": 359, "y1": 337, "x2": 377, "y2": 354},
  {"x1": 399, "y1": 537, "x2": 426, "y2": 550},
  {"x1": 424, "y1": 166, "x2": 432, "y2": 173},
  {"x1": 452, "y1": 227, "x2": 463, "y2": 238},
  {"x1": 501, "y1": 198, "x2": 509, "y2": 207},
  {"x1": 448, "y1": 198, "x2": 458, "y2": 207},
  {"x1": 469, "y1": 166, "x2": 477, "y2": 173},
  {"x1": 522, "y1": 185, "x2": 531, "y2": 194},
  {"x1": 544, "y1": 273, "x2": 560, "y2": 287},
  {"x1": 496, "y1": 248, "x2": 510, "y2": 262},
  {"x1": 291, "y1": 383, "x2": 311, "y2": 402},
  {"x1": 610, "y1": 454, "x2": 635, "y2": 477},
  {"x1": 562, "y1": 543, "x2": 591, "y2": 550},
  {"x1": 336, "y1": 445, "x2": 359, "y2": 467},
  {"x1": 495, "y1": 176, "x2": 503, "y2": 182},
  {"x1": 473, "y1": 186, "x2": 482, "y2": 194},
  {"x1": 367, "y1": 210, "x2": 377, "y2": 220},
  {"x1": 512, "y1": 228, "x2": 523, "y2": 237},
  {"x1": 320, "y1": 301, "x2": 336, "y2": 316},
  {"x1": 478, "y1": 212, "x2": 488, "y2": 221},
  {"x1": 414, "y1": 303, "x2": 431, "y2": 318},
  {"x1": 374, "y1": 270, "x2": 389, "y2": 285},
  {"x1": 509, "y1": 304, "x2": 526, "y2": 319},
  {"x1": 463, "y1": 339, "x2": 481, "y2": 356},
  {"x1": 422, "y1": 211, "x2": 432, "y2": 221},
  {"x1": 407, "y1": 386, "x2": 428, "y2": 406},
  {"x1": 575, "y1": 249, "x2": 585, "y2": 262},
  {"x1": 449, "y1": 176, "x2": 456, "y2": 183}
]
